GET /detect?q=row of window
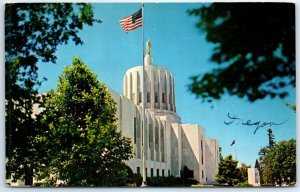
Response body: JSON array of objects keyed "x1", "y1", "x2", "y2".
[
  {"x1": 132, "y1": 92, "x2": 172, "y2": 104},
  {"x1": 137, "y1": 167, "x2": 170, "y2": 177}
]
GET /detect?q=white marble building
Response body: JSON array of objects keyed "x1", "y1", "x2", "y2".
[
  {"x1": 248, "y1": 168, "x2": 260, "y2": 186},
  {"x1": 109, "y1": 41, "x2": 220, "y2": 184}
]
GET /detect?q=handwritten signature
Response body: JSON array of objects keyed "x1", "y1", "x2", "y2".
[{"x1": 224, "y1": 113, "x2": 287, "y2": 134}]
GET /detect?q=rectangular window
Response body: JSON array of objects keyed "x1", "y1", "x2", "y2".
[
  {"x1": 132, "y1": 93, "x2": 135, "y2": 103},
  {"x1": 145, "y1": 168, "x2": 147, "y2": 177},
  {"x1": 168, "y1": 170, "x2": 170, "y2": 177},
  {"x1": 157, "y1": 169, "x2": 159, "y2": 177},
  {"x1": 202, "y1": 170, "x2": 204, "y2": 178},
  {"x1": 149, "y1": 125, "x2": 151, "y2": 147},
  {"x1": 137, "y1": 167, "x2": 140, "y2": 174},
  {"x1": 141, "y1": 122, "x2": 143, "y2": 146},
  {"x1": 134, "y1": 117, "x2": 136, "y2": 144},
  {"x1": 151, "y1": 168, "x2": 153, "y2": 178},
  {"x1": 201, "y1": 140, "x2": 203, "y2": 165},
  {"x1": 155, "y1": 92, "x2": 158, "y2": 103},
  {"x1": 147, "y1": 92, "x2": 150, "y2": 102},
  {"x1": 162, "y1": 169, "x2": 164, "y2": 177},
  {"x1": 162, "y1": 93, "x2": 165, "y2": 103},
  {"x1": 139, "y1": 92, "x2": 142, "y2": 103}
]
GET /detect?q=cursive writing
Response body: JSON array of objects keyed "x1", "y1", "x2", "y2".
[{"x1": 224, "y1": 113, "x2": 287, "y2": 134}]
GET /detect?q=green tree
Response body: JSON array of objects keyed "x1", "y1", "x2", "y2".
[
  {"x1": 5, "y1": 3, "x2": 100, "y2": 185},
  {"x1": 257, "y1": 128, "x2": 276, "y2": 185},
  {"x1": 34, "y1": 58, "x2": 133, "y2": 186},
  {"x1": 216, "y1": 155, "x2": 240, "y2": 186},
  {"x1": 262, "y1": 139, "x2": 296, "y2": 185},
  {"x1": 188, "y1": 3, "x2": 295, "y2": 102},
  {"x1": 238, "y1": 163, "x2": 250, "y2": 183}
]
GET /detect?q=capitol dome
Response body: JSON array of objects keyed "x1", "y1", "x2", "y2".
[{"x1": 123, "y1": 40, "x2": 176, "y2": 112}]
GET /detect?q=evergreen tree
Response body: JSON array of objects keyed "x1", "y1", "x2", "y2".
[
  {"x1": 34, "y1": 58, "x2": 133, "y2": 186},
  {"x1": 216, "y1": 155, "x2": 240, "y2": 186},
  {"x1": 267, "y1": 129, "x2": 276, "y2": 149},
  {"x1": 238, "y1": 163, "x2": 251, "y2": 183},
  {"x1": 219, "y1": 147, "x2": 223, "y2": 160}
]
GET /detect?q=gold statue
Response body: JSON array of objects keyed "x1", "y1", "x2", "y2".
[{"x1": 146, "y1": 39, "x2": 151, "y2": 56}]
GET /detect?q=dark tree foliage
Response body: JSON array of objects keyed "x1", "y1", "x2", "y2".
[
  {"x1": 238, "y1": 163, "x2": 251, "y2": 183},
  {"x1": 216, "y1": 155, "x2": 240, "y2": 186},
  {"x1": 5, "y1": 3, "x2": 100, "y2": 185},
  {"x1": 219, "y1": 147, "x2": 223, "y2": 159},
  {"x1": 257, "y1": 129, "x2": 276, "y2": 185},
  {"x1": 267, "y1": 128, "x2": 275, "y2": 149},
  {"x1": 189, "y1": 3, "x2": 295, "y2": 102}
]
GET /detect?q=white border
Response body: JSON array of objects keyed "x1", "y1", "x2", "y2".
[{"x1": 1, "y1": 1, "x2": 298, "y2": 192}]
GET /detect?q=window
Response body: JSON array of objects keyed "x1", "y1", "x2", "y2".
[
  {"x1": 162, "y1": 93, "x2": 165, "y2": 103},
  {"x1": 137, "y1": 167, "x2": 140, "y2": 174},
  {"x1": 138, "y1": 92, "x2": 142, "y2": 103},
  {"x1": 134, "y1": 117, "x2": 136, "y2": 144},
  {"x1": 157, "y1": 169, "x2": 159, "y2": 177},
  {"x1": 145, "y1": 168, "x2": 147, "y2": 177},
  {"x1": 149, "y1": 125, "x2": 151, "y2": 147},
  {"x1": 162, "y1": 169, "x2": 165, "y2": 177},
  {"x1": 155, "y1": 92, "x2": 158, "y2": 103},
  {"x1": 202, "y1": 170, "x2": 204, "y2": 178},
  {"x1": 132, "y1": 93, "x2": 135, "y2": 103},
  {"x1": 201, "y1": 140, "x2": 203, "y2": 165},
  {"x1": 141, "y1": 123, "x2": 143, "y2": 146},
  {"x1": 151, "y1": 168, "x2": 153, "y2": 177},
  {"x1": 168, "y1": 170, "x2": 170, "y2": 176},
  {"x1": 147, "y1": 92, "x2": 150, "y2": 102}
]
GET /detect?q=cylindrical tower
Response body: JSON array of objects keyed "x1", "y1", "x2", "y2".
[{"x1": 123, "y1": 40, "x2": 176, "y2": 112}]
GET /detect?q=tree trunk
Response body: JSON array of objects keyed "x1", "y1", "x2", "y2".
[{"x1": 25, "y1": 165, "x2": 33, "y2": 186}]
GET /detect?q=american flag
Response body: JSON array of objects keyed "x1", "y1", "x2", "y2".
[{"x1": 119, "y1": 8, "x2": 143, "y2": 33}]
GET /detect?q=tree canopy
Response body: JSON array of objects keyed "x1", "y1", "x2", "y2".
[
  {"x1": 5, "y1": 3, "x2": 100, "y2": 184},
  {"x1": 216, "y1": 154, "x2": 251, "y2": 186},
  {"x1": 216, "y1": 155, "x2": 240, "y2": 186},
  {"x1": 188, "y1": 3, "x2": 295, "y2": 102},
  {"x1": 261, "y1": 139, "x2": 296, "y2": 185},
  {"x1": 34, "y1": 58, "x2": 133, "y2": 186}
]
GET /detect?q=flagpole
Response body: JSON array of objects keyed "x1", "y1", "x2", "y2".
[{"x1": 141, "y1": 2, "x2": 147, "y2": 186}]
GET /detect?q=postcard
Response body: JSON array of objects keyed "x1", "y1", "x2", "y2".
[{"x1": 4, "y1": 1, "x2": 296, "y2": 188}]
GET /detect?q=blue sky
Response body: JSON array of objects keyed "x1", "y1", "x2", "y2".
[{"x1": 36, "y1": 3, "x2": 296, "y2": 167}]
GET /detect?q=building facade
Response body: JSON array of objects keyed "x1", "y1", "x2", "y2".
[
  {"x1": 248, "y1": 168, "x2": 260, "y2": 186},
  {"x1": 109, "y1": 41, "x2": 219, "y2": 184}
]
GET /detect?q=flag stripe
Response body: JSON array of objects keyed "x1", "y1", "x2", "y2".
[
  {"x1": 119, "y1": 8, "x2": 143, "y2": 33},
  {"x1": 121, "y1": 18, "x2": 142, "y2": 32}
]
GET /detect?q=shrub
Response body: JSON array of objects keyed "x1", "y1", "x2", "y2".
[
  {"x1": 235, "y1": 182, "x2": 253, "y2": 187},
  {"x1": 146, "y1": 176, "x2": 196, "y2": 187}
]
